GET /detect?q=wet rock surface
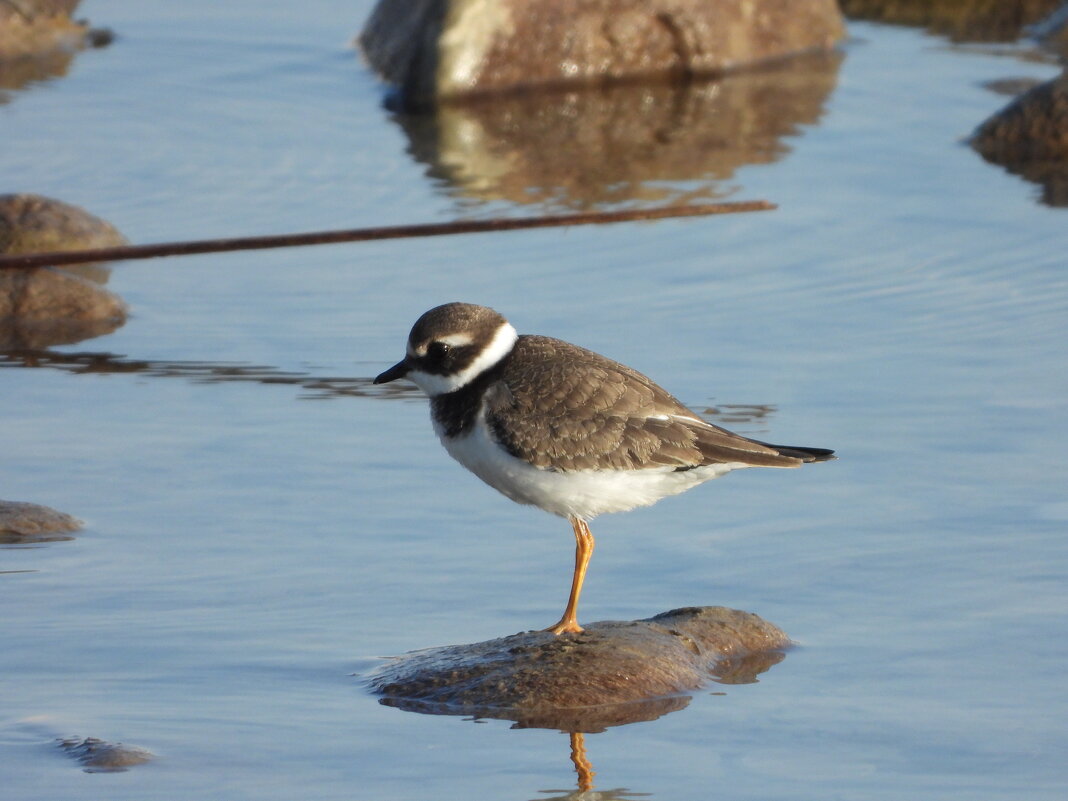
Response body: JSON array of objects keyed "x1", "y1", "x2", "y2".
[
  {"x1": 360, "y1": 0, "x2": 845, "y2": 106},
  {"x1": 57, "y1": 737, "x2": 154, "y2": 773},
  {"x1": 971, "y1": 69, "x2": 1068, "y2": 205},
  {"x1": 396, "y1": 51, "x2": 841, "y2": 209},
  {"x1": 0, "y1": 499, "x2": 82, "y2": 543},
  {"x1": 370, "y1": 606, "x2": 790, "y2": 731}
]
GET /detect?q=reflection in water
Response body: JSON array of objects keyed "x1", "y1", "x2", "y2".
[
  {"x1": 1, "y1": 531, "x2": 75, "y2": 547},
  {"x1": 0, "y1": 349, "x2": 781, "y2": 429},
  {"x1": 533, "y1": 732, "x2": 651, "y2": 801},
  {"x1": 381, "y1": 693, "x2": 692, "y2": 733},
  {"x1": 0, "y1": 49, "x2": 76, "y2": 104},
  {"x1": 0, "y1": 349, "x2": 418, "y2": 401},
  {"x1": 394, "y1": 52, "x2": 843, "y2": 210},
  {"x1": 377, "y1": 648, "x2": 784, "y2": 797}
]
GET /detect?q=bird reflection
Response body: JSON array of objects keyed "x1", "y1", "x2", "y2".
[{"x1": 0, "y1": 349, "x2": 780, "y2": 431}]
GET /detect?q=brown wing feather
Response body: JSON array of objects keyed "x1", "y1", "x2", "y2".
[{"x1": 484, "y1": 336, "x2": 805, "y2": 472}]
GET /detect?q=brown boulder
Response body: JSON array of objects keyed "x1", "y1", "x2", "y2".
[
  {"x1": 360, "y1": 0, "x2": 845, "y2": 106},
  {"x1": 0, "y1": 193, "x2": 126, "y2": 263},
  {"x1": 370, "y1": 606, "x2": 790, "y2": 731}
]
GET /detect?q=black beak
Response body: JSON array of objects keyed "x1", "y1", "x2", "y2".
[{"x1": 374, "y1": 359, "x2": 410, "y2": 384}]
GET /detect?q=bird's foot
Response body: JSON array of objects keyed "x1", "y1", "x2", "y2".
[{"x1": 543, "y1": 618, "x2": 584, "y2": 635}]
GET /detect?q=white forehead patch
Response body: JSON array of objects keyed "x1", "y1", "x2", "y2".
[
  {"x1": 407, "y1": 322, "x2": 518, "y2": 397},
  {"x1": 406, "y1": 332, "x2": 476, "y2": 358}
]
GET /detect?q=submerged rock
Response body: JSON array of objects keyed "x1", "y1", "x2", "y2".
[
  {"x1": 971, "y1": 69, "x2": 1068, "y2": 205},
  {"x1": 369, "y1": 606, "x2": 790, "y2": 731},
  {"x1": 0, "y1": 499, "x2": 82, "y2": 542},
  {"x1": 360, "y1": 0, "x2": 845, "y2": 107},
  {"x1": 57, "y1": 737, "x2": 154, "y2": 773}
]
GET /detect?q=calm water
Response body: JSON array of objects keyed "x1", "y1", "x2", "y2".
[{"x1": 3, "y1": 1, "x2": 1067, "y2": 798}]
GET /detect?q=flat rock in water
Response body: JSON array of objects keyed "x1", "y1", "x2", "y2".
[
  {"x1": 0, "y1": 499, "x2": 82, "y2": 543},
  {"x1": 369, "y1": 606, "x2": 790, "y2": 731},
  {"x1": 57, "y1": 737, "x2": 154, "y2": 773},
  {"x1": 359, "y1": 0, "x2": 844, "y2": 106}
]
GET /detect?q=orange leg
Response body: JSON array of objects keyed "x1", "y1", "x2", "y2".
[
  {"x1": 544, "y1": 518, "x2": 594, "y2": 635},
  {"x1": 569, "y1": 732, "x2": 596, "y2": 792}
]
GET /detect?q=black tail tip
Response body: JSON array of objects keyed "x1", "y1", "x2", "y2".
[{"x1": 779, "y1": 445, "x2": 836, "y2": 462}]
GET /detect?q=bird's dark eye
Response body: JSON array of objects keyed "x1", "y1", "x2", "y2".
[{"x1": 427, "y1": 341, "x2": 451, "y2": 361}]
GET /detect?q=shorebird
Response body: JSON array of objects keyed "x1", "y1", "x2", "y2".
[{"x1": 374, "y1": 303, "x2": 833, "y2": 634}]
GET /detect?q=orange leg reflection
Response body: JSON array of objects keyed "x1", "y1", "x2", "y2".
[
  {"x1": 544, "y1": 518, "x2": 594, "y2": 635},
  {"x1": 570, "y1": 732, "x2": 596, "y2": 792}
]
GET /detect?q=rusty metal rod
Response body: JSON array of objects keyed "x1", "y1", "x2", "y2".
[{"x1": 0, "y1": 201, "x2": 774, "y2": 269}]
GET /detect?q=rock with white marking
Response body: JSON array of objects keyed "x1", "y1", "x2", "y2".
[{"x1": 359, "y1": 0, "x2": 845, "y2": 107}]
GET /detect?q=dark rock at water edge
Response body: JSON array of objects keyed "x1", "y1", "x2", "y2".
[
  {"x1": 972, "y1": 69, "x2": 1068, "y2": 205},
  {"x1": 369, "y1": 606, "x2": 790, "y2": 731},
  {"x1": 360, "y1": 0, "x2": 845, "y2": 107},
  {"x1": 57, "y1": 737, "x2": 154, "y2": 773}
]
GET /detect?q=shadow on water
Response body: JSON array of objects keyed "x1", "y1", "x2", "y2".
[{"x1": 392, "y1": 51, "x2": 843, "y2": 211}]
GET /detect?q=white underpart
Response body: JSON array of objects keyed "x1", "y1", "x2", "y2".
[
  {"x1": 436, "y1": 406, "x2": 750, "y2": 521},
  {"x1": 407, "y1": 322, "x2": 518, "y2": 397}
]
